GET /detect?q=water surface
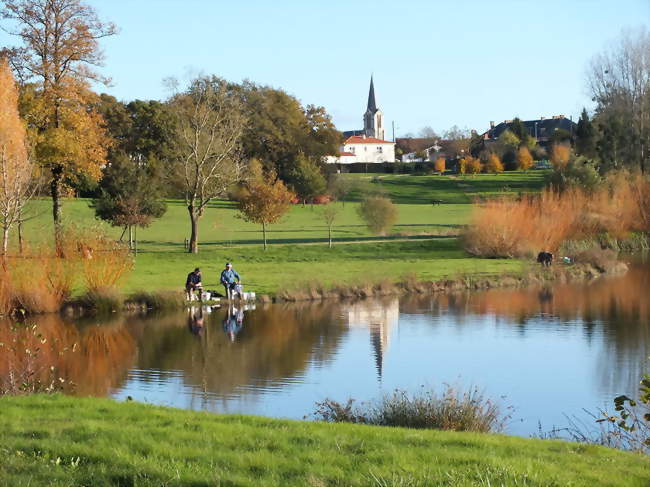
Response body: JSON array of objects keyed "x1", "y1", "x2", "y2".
[{"x1": 2, "y1": 263, "x2": 648, "y2": 437}]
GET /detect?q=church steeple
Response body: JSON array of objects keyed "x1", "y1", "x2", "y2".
[
  {"x1": 363, "y1": 75, "x2": 384, "y2": 140},
  {"x1": 367, "y1": 76, "x2": 377, "y2": 114}
]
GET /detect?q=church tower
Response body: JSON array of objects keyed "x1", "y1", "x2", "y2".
[{"x1": 363, "y1": 76, "x2": 385, "y2": 140}]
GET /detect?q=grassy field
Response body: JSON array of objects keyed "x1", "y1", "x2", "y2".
[
  {"x1": 1, "y1": 395, "x2": 648, "y2": 487},
  {"x1": 14, "y1": 172, "x2": 547, "y2": 296}
]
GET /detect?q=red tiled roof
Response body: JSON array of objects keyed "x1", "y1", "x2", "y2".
[
  {"x1": 344, "y1": 136, "x2": 394, "y2": 145},
  {"x1": 339, "y1": 151, "x2": 355, "y2": 156}
]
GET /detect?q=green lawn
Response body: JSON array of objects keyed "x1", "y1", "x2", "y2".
[
  {"x1": 13, "y1": 172, "x2": 546, "y2": 296},
  {"x1": 1, "y1": 395, "x2": 647, "y2": 487}
]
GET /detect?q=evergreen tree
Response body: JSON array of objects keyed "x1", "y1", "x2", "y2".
[{"x1": 575, "y1": 108, "x2": 597, "y2": 160}]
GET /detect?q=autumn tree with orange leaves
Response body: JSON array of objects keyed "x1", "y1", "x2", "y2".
[
  {"x1": 0, "y1": 57, "x2": 34, "y2": 255},
  {"x1": 551, "y1": 144, "x2": 571, "y2": 170},
  {"x1": 1, "y1": 0, "x2": 117, "y2": 246},
  {"x1": 434, "y1": 157, "x2": 446, "y2": 174},
  {"x1": 238, "y1": 160, "x2": 294, "y2": 250},
  {"x1": 516, "y1": 146, "x2": 534, "y2": 171}
]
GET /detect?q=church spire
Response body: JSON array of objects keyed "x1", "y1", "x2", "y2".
[{"x1": 367, "y1": 75, "x2": 377, "y2": 114}]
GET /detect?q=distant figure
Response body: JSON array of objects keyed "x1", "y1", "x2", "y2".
[
  {"x1": 222, "y1": 305, "x2": 244, "y2": 342},
  {"x1": 185, "y1": 268, "x2": 203, "y2": 300},
  {"x1": 187, "y1": 307, "x2": 205, "y2": 336},
  {"x1": 537, "y1": 251, "x2": 553, "y2": 267},
  {"x1": 220, "y1": 262, "x2": 241, "y2": 300}
]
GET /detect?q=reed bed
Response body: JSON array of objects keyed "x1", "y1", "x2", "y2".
[{"x1": 464, "y1": 174, "x2": 650, "y2": 258}]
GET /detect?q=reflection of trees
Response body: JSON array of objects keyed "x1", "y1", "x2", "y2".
[
  {"x1": 127, "y1": 303, "x2": 347, "y2": 400},
  {"x1": 0, "y1": 314, "x2": 137, "y2": 396},
  {"x1": 402, "y1": 266, "x2": 650, "y2": 397}
]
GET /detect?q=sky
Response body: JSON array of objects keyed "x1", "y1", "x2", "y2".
[{"x1": 1, "y1": 0, "x2": 649, "y2": 137}]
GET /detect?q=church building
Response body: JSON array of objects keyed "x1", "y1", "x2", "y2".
[{"x1": 326, "y1": 76, "x2": 395, "y2": 165}]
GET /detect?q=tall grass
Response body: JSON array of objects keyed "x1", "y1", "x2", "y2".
[
  {"x1": 312, "y1": 386, "x2": 507, "y2": 433},
  {"x1": 0, "y1": 227, "x2": 132, "y2": 315},
  {"x1": 464, "y1": 173, "x2": 650, "y2": 258}
]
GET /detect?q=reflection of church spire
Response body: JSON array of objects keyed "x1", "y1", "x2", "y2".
[{"x1": 370, "y1": 324, "x2": 384, "y2": 380}]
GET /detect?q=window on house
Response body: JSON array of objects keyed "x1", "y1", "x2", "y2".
[{"x1": 377, "y1": 147, "x2": 383, "y2": 153}]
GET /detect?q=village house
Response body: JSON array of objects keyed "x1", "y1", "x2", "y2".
[{"x1": 482, "y1": 115, "x2": 577, "y2": 149}]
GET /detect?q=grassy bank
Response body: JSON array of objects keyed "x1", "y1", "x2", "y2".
[
  {"x1": 10, "y1": 173, "x2": 548, "y2": 297},
  {"x1": 1, "y1": 395, "x2": 648, "y2": 486}
]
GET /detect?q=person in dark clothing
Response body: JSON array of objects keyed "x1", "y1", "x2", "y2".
[
  {"x1": 185, "y1": 268, "x2": 203, "y2": 300},
  {"x1": 220, "y1": 262, "x2": 241, "y2": 300}
]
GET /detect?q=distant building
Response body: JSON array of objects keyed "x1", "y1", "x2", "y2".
[
  {"x1": 395, "y1": 137, "x2": 447, "y2": 162},
  {"x1": 327, "y1": 76, "x2": 395, "y2": 165},
  {"x1": 482, "y1": 115, "x2": 577, "y2": 148},
  {"x1": 325, "y1": 135, "x2": 395, "y2": 164}
]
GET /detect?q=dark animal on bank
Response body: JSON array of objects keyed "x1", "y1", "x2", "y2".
[{"x1": 537, "y1": 251, "x2": 553, "y2": 267}]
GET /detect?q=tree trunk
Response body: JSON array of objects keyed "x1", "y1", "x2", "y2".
[
  {"x1": 17, "y1": 216, "x2": 23, "y2": 255},
  {"x1": 128, "y1": 225, "x2": 133, "y2": 250},
  {"x1": 262, "y1": 222, "x2": 267, "y2": 251},
  {"x1": 328, "y1": 226, "x2": 332, "y2": 249},
  {"x1": 51, "y1": 164, "x2": 64, "y2": 252},
  {"x1": 188, "y1": 205, "x2": 199, "y2": 254},
  {"x1": 2, "y1": 226, "x2": 8, "y2": 257},
  {"x1": 134, "y1": 225, "x2": 138, "y2": 255}
]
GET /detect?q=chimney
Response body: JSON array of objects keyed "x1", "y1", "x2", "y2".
[
  {"x1": 540, "y1": 116, "x2": 545, "y2": 120},
  {"x1": 489, "y1": 121, "x2": 495, "y2": 129}
]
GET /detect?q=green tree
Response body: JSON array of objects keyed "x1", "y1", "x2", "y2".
[
  {"x1": 575, "y1": 108, "x2": 597, "y2": 159},
  {"x1": 290, "y1": 155, "x2": 327, "y2": 205},
  {"x1": 238, "y1": 160, "x2": 294, "y2": 250},
  {"x1": 92, "y1": 153, "x2": 167, "y2": 252},
  {"x1": 357, "y1": 196, "x2": 398, "y2": 236},
  {"x1": 321, "y1": 205, "x2": 340, "y2": 248},
  {"x1": 1, "y1": 0, "x2": 117, "y2": 246},
  {"x1": 327, "y1": 174, "x2": 354, "y2": 207}
]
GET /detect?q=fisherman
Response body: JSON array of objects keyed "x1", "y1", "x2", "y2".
[
  {"x1": 185, "y1": 267, "x2": 203, "y2": 300},
  {"x1": 220, "y1": 262, "x2": 241, "y2": 300}
]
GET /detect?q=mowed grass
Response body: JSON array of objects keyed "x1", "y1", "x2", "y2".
[
  {"x1": 1, "y1": 396, "x2": 648, "y2": 487},
  {"x1": 14, "y1": 173, "x2": 546, "y2": 295}
]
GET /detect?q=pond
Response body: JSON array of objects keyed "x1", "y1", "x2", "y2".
[{"x1": 2, "y1": 262, "x2": 648, "y2": 437}]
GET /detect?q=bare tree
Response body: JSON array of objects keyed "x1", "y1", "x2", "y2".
[
  {"x1": 170, "y1": 76, "x2": 246, "y2": 253},
  {"x1": 588, "y1": 27, "x2": 650, "y2": 173},
  {"x1": 0, "y1": 57, "x2": 35, "y2": 255}
]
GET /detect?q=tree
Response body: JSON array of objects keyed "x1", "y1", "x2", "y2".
[
  {"x1": 588, "y1": 27, "x2": 650, "y2": 173},
  {"x1": 496, "y1": 130, "x2": 520, "y2": 170},
  {"x1": 238, "y1": 160, "x2": 294, "y2": 250},
  {"x1": 551, "y1": 145, "x2": 571, "y2": 170},
  {"x1": 170, "y1": 76, "x2": 246, "y2": 253},
  {"x1": 327, "y1": 174, "x2": 354, "y2": 207},
  {"x1": 0, "y1": 57, "x2": 34, "y2": 255},
  {"x1": 458, "y1": 158, "x2": 467, "y2": 175},
  {"x1": 508, "y1": 118, "x2": 531, "y2": 146},
  {"x1": 418, "y1": 126, "x2": 439, "y2": 139},
  {"x1": 289, "y1": 154, "x2": 326, "y2": 205},
  {"x1": 321, "y1": 204, "x2": 340, "y2": 248},
  {"x1": 485, "y1": 154, "x2": 504, "y2": 174},
  {"x1": 441, "y1": 125, "x2": 471, "y2": 158},
  {"x1": 92, "y1": 153, "x2": 167, "y2": 252},
  {"x1": 575, "y1": 108, "x2": 597, "y2": 159},
  {"x1": 434, "y1": 157, "x2": 446, "y2": 174},
  {"x1": 516, "y1": 147, "x2": 534, "y2": 171},
  {"x1": 357, "y1": 196, "x2": 398, "y2": 236},
  {"x1": 465, "y1": 156, "x2": 483, "y2": 175},
  {"x1": 1, "y1": 0, "x2": 117, "y2": 246}
]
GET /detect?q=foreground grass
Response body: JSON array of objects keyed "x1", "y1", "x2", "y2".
[{"x1": 1, "y1": 396, "x2": 648, "y2": 487}]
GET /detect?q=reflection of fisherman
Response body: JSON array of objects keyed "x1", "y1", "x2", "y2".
[
  {"x1": 220, "y1": 262, "x2": 241, "y2": 300},
  {"x1": 187, "y1": 307, "x2": 205, "y2": 336},
  {"x1": 222, "y1": 305, "x2": 244, "y2": 342}
]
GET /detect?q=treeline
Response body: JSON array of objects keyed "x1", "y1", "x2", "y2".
[{"x1": 0, "y1": 0, "x2": 341, "y2": 255}]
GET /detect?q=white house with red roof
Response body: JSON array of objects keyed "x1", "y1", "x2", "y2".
[{"x1": 326, "y1": 76, "x2": 396, "y2": 164}]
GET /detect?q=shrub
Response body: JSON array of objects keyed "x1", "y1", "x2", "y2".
[
  {"x1": 550, "y1": 144, "x2": 571, "y2": 170},
  {"x1": 77, "y1": 287, "x2": 123, "y2": 314},
  {"x1": 434, "y1": 157, "x2": 446, "y2": 174},
  {"x1": 547, "y1": 156, "x2": 601, "y2": 192},
  {"x1": 485, "y1": 154, "x2": 504, "y2": 174},
  {"x1": 357, "y1": 196, "x2": 398, "y2": 235},
  {"x1": 312, "y1": 386, "x2": 507, "y2": 433},
  {"x1": 516, "y1": 147, "x2": 534, "y2": 171},
  {"x1": 465, "y1": 157, "x2": 482, "y2": 175}
]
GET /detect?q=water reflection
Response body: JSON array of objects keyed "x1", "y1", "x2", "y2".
[{"x1": 0, "y1": 264, "x2": 648, "y2": 436}]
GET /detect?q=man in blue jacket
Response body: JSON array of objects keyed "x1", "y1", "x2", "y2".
[{"x1": 220, "y1": 262, "x2": 241, "y2": 300}]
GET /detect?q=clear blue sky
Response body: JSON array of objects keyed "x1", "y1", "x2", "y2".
[{"x1": 2, "y1": 0, "x2": 649, "y2": 136}]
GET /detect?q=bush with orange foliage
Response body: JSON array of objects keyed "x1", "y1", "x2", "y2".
[
  {"x1": 485, "y1": 154, "x2": 504, "y2": 174},
  {"x1": 464, "y1": 174, "x2": 650, "y2": 258},
  {"x1": 434, "y1": 157, "x2": 446, "y2": 174},
  {"x1": 516, "y1": 147, "x2": 533, "y2": 171},
  {"x1": 465, "y1": 157, "x2": 483, "y2": 175},
  {"x1": 551, "y1": 145, "x2": 571, "y2": 170}
]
